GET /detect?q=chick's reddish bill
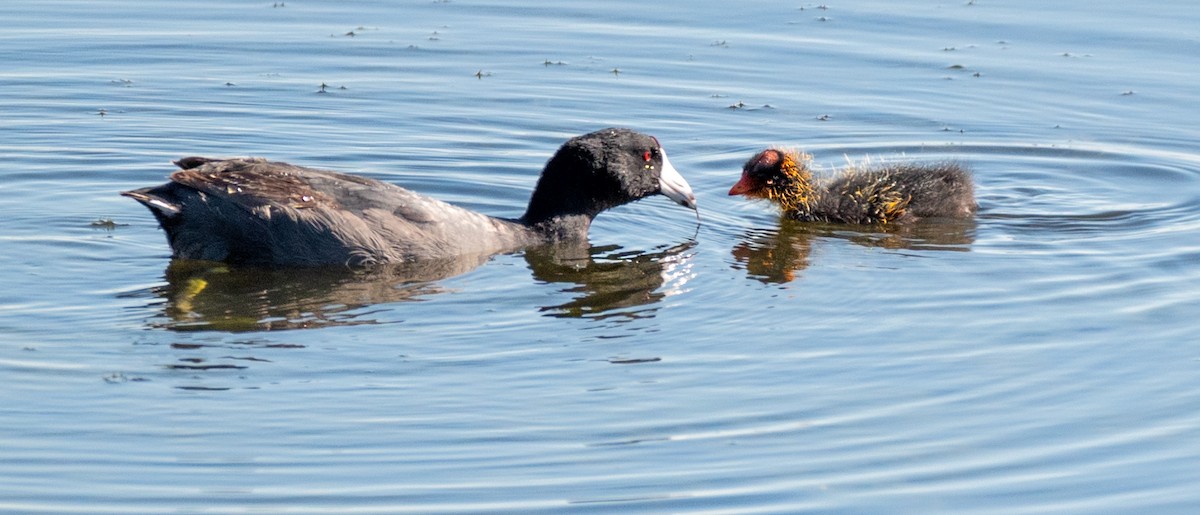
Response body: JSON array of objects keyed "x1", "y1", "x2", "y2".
[{"x1": 728, "y1": 171, "x2": 757, "y2": 196}]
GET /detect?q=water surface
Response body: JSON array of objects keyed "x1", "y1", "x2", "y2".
[{"x1": 2, "y1": 0, "x2": 1199, "y2": 512}]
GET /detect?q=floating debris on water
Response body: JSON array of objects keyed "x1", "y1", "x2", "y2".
[
  {"x1": 103, "y1": 372, "x2": 148, "y2": 384},
  {"x1": 90, "y1": 218, "x2": 127, "y2": 229},
  {"x1": 608, "y1": 357, "x2": 661, "y2": 365}
]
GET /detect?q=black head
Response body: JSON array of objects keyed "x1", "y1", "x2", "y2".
[
  {"x1": 730, "y1": 148, "x2": 814, "y2": 194},
  {"x1": 522, "y1": 128, "x2": 696, "y2": 226},
  {"x1": 729, "y1": 149, "x2": 787, "y2": 197}
]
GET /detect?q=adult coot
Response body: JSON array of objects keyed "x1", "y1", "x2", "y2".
[
  {"x1": 124, "y1": 128, "x2": 697, "y2": 267},
  {"x1": 728, "y1": 148, "x2": 975, "y2": 224}
]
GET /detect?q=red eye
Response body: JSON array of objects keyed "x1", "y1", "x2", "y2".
[{"x1": 643, "y1": 150, "x2": 652, "y2": 161}]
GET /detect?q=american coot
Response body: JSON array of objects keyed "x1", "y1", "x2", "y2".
[
  {"x1": 728, "y1": 148, "x2": 976, "y2": 224},
  {"x1": 124, "y1": 128, "x2": 698, "y2": 267}
]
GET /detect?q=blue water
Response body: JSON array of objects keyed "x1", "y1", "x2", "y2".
[{"x1": 2, "y1": 0, "x2": 1199, "y2": 512}]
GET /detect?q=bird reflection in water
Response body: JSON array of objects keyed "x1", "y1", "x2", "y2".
[
  {"x1": 151, "y1": 256, "x2": 481, "y2": 332},
  {"x1": 147, "y1": 239, "x2": 697, "y2": 332},
  {"x1": 525, "y1": 240, "x2": 696, "y2": 320},
  {"x1": 732, "y1": 218, "x2": 976, "y2": 284}
]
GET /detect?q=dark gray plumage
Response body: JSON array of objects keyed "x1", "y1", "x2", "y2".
[{"x1": 123, "y1": 128, "x2": 697, "y2": 267}]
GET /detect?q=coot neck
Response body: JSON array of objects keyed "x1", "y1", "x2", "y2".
[
  {"x1": 520, "y1": 213, "x2": 593, "y2": 242},
  {"x1": 519, "y1": 149, "x2": 616, "y2": 241},
  {"x1": 775, "y1": 158, "x2": 818, "y2": 215},
  {"x1": 520, "y1": 190, "x2": 604, "y2": 241}
]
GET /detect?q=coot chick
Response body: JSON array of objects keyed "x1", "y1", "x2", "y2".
[
  {"x1": 123, "y1": 128, "x2": 698, "y2": 267},
  {"x1": 728, "y1": 148, "x2": 975, "y2": 224}
]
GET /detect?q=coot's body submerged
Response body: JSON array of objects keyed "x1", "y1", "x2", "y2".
[
  {"x1": 729, "y1": 148, "x2": 975, "y2": 224},
  {"x1": 124, "y1": 128, "x2": 697, "y2": 267}
]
